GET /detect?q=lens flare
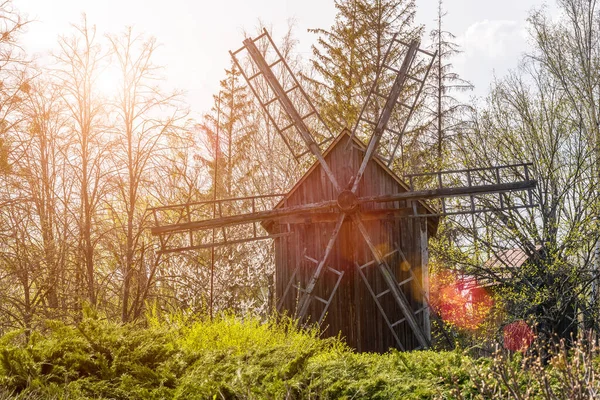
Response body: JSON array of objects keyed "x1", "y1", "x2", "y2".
[
  {"x1": 430, "y1": 271, "x2": 494, "y2": 331},
  {"x1": 503, "y1": 320, "x2": 534, "y2": 352}
]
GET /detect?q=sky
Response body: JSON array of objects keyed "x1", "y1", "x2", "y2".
[{"x1": 17, "y1": 0, "x2": 557, "y2": 119}]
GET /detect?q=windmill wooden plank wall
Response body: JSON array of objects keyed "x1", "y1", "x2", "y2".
[{"x1": 265, "y1": 130, "x2": 438, "y2": 352}]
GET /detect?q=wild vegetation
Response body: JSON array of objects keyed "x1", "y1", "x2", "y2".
[
  {"x1": 0, "y1": 313, "x2": 474, "y2": 399},
  {"x1": 2, "y1": 314, "x2": 600, "y2": 399}
]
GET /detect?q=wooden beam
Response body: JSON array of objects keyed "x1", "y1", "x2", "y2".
[
  {"x1": 243, "y1": 38, "x2": 341, "y2": 193},
  {"x1": 153, "y1": 180, "x2": 535, "y2": 236},
  {"x1": 404, "y1": 162, "x2": 533, "y2": 178},
  {"x1": 352, "y1": 214, "x2": 430, "y2": 349},
  {"x1": 296, "y1": 213, "x2": 346, "y2": 320},
  {"x1": 276, "y1": 208, "x2": 414, "y2": 224},
  {"x1": 157, "y1": 232, "x2": 291, "y2": 254},
  {"x1": 351, "y1": 40, "x2": 419, "y2": 194},
  {"x1": 359, "y1": 180, "x2": 537, "y2": 204},
  {"x1": 420, "y1": 219, "x2": 431, "y2": 341},
  {"x1": 151, "y1": 199, "x2": 337, "y2": 235},
  {"x1": 148, "y1": 193, "x2": 285, "y2": 212},
  {"x1": 388, "y1": 47, "x2": 437, "y2": 167}
]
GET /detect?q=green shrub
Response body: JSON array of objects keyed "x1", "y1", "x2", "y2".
[
  {"x1": 0, "y1": 317, "x2": 178, "y2": 399},
  {"x1": 174, "y1": 316, "x2": 341, "y2": 398},
  {"x1": 0, "y1": 313, "x2": 480, "y2": 399},
  {"x1": 297, "y1": 348, "x2": 476, "y2": 399}
]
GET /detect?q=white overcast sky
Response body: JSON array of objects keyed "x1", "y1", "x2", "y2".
[{"x1": 18, "y1": 0, "x2": 557, "y2": 118}]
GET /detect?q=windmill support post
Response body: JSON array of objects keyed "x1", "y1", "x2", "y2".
[
  {"x1": 420, "y1": 218, "x2": 430, "y2": 341},
  {"x1": 209, "y1": 92, "x2": 222, "y2": 320}
]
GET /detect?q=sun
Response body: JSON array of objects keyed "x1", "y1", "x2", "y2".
[{"x1": 94, "y1": 61, "x2": 122, "y2": 99}]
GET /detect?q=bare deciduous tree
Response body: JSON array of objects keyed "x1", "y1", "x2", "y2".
[
  {"x1": 107, "y1": 28, "x2": 187, "y2": 322},
  {"x1": 54, "y1": 16, "x2": 111, "y2": 308}
]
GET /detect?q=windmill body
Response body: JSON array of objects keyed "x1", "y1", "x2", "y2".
[
  {"x1": 150, "y1": 29, "x2": 536, "y2": 353},
  {"x1": 265, "y1": 130, "x2": 437, "y2": 352}
]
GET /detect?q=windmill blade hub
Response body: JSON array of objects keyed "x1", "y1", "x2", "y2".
[{"x1": 337, "y1": 190, "x2": 359, "y2": 213}]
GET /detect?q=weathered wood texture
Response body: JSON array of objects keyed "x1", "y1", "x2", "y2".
[{"x1": 268, "y1": 132, "x2": 437, "y2": 353}]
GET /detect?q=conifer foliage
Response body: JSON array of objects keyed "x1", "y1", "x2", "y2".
[
  {"x1": 306, "y1": 0, "x2": 420, "y2": 132},
  {"x1": 197, "y1": 61, "x2": 256, "y2": 199},
  {"x1": 425, "y1": 0, "x2": 473, "y2": 171}
]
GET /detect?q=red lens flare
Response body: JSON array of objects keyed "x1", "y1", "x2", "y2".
[
  {"x1": 503, "y1": 320, "x2": 534, "y2": 352},
  {"x1": 430, "y1": 271, "x2": 494, "y2": 331}
]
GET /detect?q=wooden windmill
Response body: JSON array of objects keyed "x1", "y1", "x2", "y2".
[{"x1": 150, "y1": 29, "x2": 536, "y2": 352}]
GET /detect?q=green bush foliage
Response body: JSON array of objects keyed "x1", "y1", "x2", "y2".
[
  {"x1": 0, "y1": 313, "x2": 477, "y2": 399},
  {"x1": 0, "y1": 316, "x2": 177, "y2": 399},
  {"x1": 7, "y1": 313, "x2": 599, "y2": 399}
]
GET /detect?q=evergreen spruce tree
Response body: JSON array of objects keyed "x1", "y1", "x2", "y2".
[
  {"x1": 198, "y1": 60, "x2": 255, "y2": 199},
  {"x1": 426, "y1": 0, "x2": 473, "y2": 171},
  {"x1": 306, "y1": 0, "x2": 419, "y2": 132},
  {"x1": 423, "y1": 0, "x2": 474, "y2": 260}
]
